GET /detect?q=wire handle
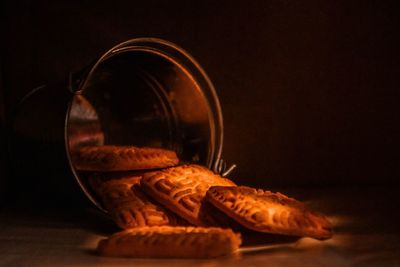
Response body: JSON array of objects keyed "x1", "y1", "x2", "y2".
[{"x1": 214, "y1": 159, "x2": 236, "y2": 177}]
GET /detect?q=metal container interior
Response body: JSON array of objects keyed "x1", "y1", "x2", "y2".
[{"x1": 65, "y1": 38, "x2": 224, "y2": 210}]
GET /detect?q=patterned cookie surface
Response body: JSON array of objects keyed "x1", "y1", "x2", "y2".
[
  {"x1": 89, "y1": 173, "x2": 178, "y2": 228},
  {"x1": 140, "y1": 164, "x2": 236, "y2": 226},
  {"x1": 73, "y1": 145, "x2": 179, "y2": 171},
  {"x1": 206, "y1": 186, "x2": 332, "y2": 240},
  {"x1": 89, "y1": 172, "x2": 143, "y2": 196},
  {"x1": 97, "y1": 226, "x2": 241, "y2": 258}
]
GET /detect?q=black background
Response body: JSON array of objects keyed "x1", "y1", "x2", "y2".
[{"x1": 1, "y1": 1, "x2": 399, "y2": 201}]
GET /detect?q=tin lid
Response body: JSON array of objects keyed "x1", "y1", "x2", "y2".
[{"x1": 64, "y1": 38, "x2": 234, "y2": 210}]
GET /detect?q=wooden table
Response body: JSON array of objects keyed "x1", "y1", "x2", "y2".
[{"x1": 1, "y1": 187, "x2": 399, "y2": 267}]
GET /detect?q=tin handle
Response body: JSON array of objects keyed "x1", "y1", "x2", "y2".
[
  {"x1": 214, "y1": 159, "x2": 236, "y2": 177},
  {"x1": 68, "y1": 61, "x2": 97, "y2": 93}
]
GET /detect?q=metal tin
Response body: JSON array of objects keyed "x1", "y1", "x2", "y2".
[{"x1": 11, "y1": 38, "x2": 234, "y2": 209}]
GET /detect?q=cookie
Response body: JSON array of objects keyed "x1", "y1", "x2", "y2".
[
  {"x1": 89, "y1": 173, "x2": 178, "y2": 228},
  {"x1": 206, "y1": 186, "x2": 332, "y2": 240},
  {"x1": 72, "y1": 145, "x2": 179, "y2": 171},
  {"x1": 140, "y1": 164, "x2": 236, "y2": 226},
  {"x1": 88, "y1": 171, "x2": 143, "y2": 197},
  {"x1": 97, "y1": 226, "x2": 241, "y2": 258}
]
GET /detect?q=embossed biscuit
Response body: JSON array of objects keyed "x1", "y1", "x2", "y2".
[
  {"x1": 140, "y1": 164, "x2": 236, "y2": 226},
  {"x1": 89, "y1": 173, "x2": 178, "y2": 229},
  {"x1": 97, "y1": 226, "x2": 242, "y2": 258},
  {"x1": 206, "y1": 186, "x2": 333, "y2": 240},
  {"x1": 88, "y1": 171, "x2": 143, "y2": 197},
  {"x1": 73, "y1": 145, "x2": 179, "y2": 171}
]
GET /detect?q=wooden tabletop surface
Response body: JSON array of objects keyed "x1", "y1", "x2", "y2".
[{"x1": 0, "y1": 186, "x2": 399, "y2": 267}]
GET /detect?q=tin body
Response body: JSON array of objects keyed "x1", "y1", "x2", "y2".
[{"x1": 11, "y1": 38, "x2": 231, "y2": 209}]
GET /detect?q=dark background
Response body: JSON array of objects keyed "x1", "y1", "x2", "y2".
[{"x1": 1, "y1": 1, "x2": 399, "y2": 202}]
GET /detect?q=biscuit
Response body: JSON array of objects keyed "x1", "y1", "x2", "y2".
[
  {"x1": 206, "y1": 186, "x2": 332, "y2": 240},
  {"x1": 97, "y1": 226, "x2": 241, "y2": 258},
  {"x1": 72, "y1": 145, "x2": 179, "y2": 171},
  {"x1": 88, "y1": 171, "x2": 143, "y2": 196},
  {"x1": 89, "y1": 173, "x2": 178, "y2": 228},
  {"x1": 140, "y1": 164, "x2": 236, "y2": 226}
]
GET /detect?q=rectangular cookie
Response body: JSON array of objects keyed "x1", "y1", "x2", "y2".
[
  {"x1": 97, "y1": 226, "x2": 241, "y2": 258},
  {"x1": 72, "y1": 145, "x2": 179, "y2": 171},
  {"x1": 140, "y1": 164, "x2": 236, "y2": 226},
  {"x1": 89, "y1": 173, "x2": 179, "y2": 229},
  {"x1": 88, "y1": 171, "x2": 143, "y2": 197},
  {"x1": 206, "y1": 186, "x2": 333, "y2": 240}
]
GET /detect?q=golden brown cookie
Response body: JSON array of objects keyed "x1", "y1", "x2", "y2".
[
  {"x1": 97, "y1": 226, "x2": 241, "y2": 258},
  {"x1": 206, "y1": 186, "x2": 332, "y2": 240},
  {"x1": 140, "y1": 164, "x2": 236, "y2": 226},
  {"x1": 72, "y1": 145, "x2": 179, "y2": 171},
  {"x1": 89, "y1": 173, "x2": 178, "y2": 229},
  {"x1": 88, "y1": 171, "x2": 143, "y2": 197}
]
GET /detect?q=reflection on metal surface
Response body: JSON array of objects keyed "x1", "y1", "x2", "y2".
[
  {"x1": 239, "y1": 243, "x2": 295, "y2": 254},
  {"x1": 68, "y1": 95, "x2": 104, "y2": 149}
]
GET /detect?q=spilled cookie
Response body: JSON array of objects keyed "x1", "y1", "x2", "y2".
[
  {"x1": 206, "y1": 186, "x2": 332, "y2": 240},
  {"x1": 89, "y1": 172, "x2": 179, "y2": 229},
  {"x1": 140, "y1": 164, "x2": 236, "y2": 226},
  {"x1": 72, "y1": 145, "x2": 179, "y2": 171},
  {"x1": 97, "y1": 226, "x2": 242, "y2": 258}
]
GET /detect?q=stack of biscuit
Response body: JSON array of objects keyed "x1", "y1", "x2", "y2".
[{"x1": 72, "y1": 145, "x2": 333, "y2": 258}]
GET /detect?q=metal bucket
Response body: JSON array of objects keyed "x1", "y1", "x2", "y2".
[{"x1": 11, "y1": 38, "x2": 234, "y2": 209}]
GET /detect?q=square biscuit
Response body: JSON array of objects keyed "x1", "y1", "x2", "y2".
[
  {"x1": 89, "y1": 173, "x2": 179, "y2": 229},
  {"x1": 140, "y1": 164, "x2": 236, "y2": 226},
  {"x1": 206, "y1": 186, "x2": 333, "y2": 240}
]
